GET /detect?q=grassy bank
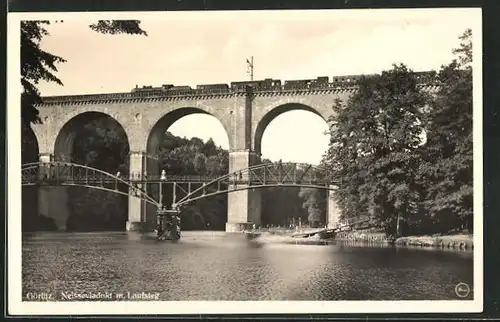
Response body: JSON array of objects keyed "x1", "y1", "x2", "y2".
[
  {"x1": 394, "y1": 234, "x2": 473, "y2": 249},
  {"x1": 335, "y1": 230, "x2": 473, "y2": 250},
  {"x1": 250, "y1": 227, "x2": 474, "y2": 250}
]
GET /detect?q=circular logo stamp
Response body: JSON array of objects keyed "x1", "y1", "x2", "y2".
[{"x1": 455, "y1": 282, "x2": 470, "y2": 298}]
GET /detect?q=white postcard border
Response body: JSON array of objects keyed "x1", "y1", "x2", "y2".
[{"x1": 7, "y1": 8, "x2": 484, "y2": 315}]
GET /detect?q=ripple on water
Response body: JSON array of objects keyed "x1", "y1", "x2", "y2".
[{"x1": 22, "y1": 231, "x2": 474, "y2": 301}]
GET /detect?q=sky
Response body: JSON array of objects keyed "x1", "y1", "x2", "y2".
[{"x1": 33, "y1": 9, "x2": 479, "y2": 164}]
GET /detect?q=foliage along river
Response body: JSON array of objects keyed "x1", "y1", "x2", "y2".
[{"x1": 22, "y1": 231, "x2": 473, "y2": 301}]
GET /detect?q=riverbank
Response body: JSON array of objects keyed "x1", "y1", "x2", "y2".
[
  {"x1": 394, "y1": 234, "x2": 473, "y2": 249},
  {"x1": 250, "y1": 228, "x2": 474, "y2": 250},
  {"x1": 334, "y1": 230, "x2": 473, "y2": 250}
]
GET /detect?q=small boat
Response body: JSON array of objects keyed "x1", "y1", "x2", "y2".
[
  {"x1": 291, "y1": 228, "x2": 336, "y2": 240},
  {"x1": 243, "y1": 230, "x2": 261, "y2": 239}
]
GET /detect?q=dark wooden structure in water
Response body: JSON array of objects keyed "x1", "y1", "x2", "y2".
[
  {"x1": 291, "y1": 228, "x2": 336, "y2": 239},
  {"x1": 156, "y1": 209, "x2": 181, "y2": 241}
]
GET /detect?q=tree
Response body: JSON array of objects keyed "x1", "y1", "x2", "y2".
[
  {"x1": 193, "y1": 153, "x2": 207, "y2": 173},
  {"x1": 323, "y1": 64, "x2": 428, "y2": 236},
  {"x1": 71, "y1": 117, "x2": 130, "y2": 173},
  {"x1": 298, "y1": 187, "x2": 325, "y2": 227},
  {"x1": 452, "y1": 28, "x2": 472, "y2": 68},
  {"x1": 321, "y1": 101, "x2": 370, "y2": 224},
  {"x1": 202, "y1": 138, "x2": 218, "y2": 156},
  {"x1": 21, "y1": 21, "x2": 66, "y2": 125},
  {"x1": 21, "y1": 20, "x2": 147, "y2": 125},
  {"x1": 419, "y1": 29, "x2": 473, "y2": 233}
]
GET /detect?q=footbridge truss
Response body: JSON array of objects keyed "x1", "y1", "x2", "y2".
[
  {"x1": 21, "y1": 161, "x2": 338, "y2": 210},
  {"x1": 21, "y1": 161, "x2": 160, "y2": 207},
  {"x1": 172, "y1": 162, "x2": 337, "y2": 209}
]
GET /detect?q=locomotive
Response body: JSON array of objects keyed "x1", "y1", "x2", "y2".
[
  {"x1": 131, "y1": 84, "x2": 196, "y2": 96},
  {"x1": 131, "y1": 83, "x2": 232, "y2": 96},
  {"x1": 130, "y1": 85, "x2": 166, "y2": 96}
]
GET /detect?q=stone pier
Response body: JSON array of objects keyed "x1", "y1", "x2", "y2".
[
  {"x1": 37, "y1": 153, "x2": 70, "y2": 230},
  {"x1": 38, "y1": 186, "x2": 70, "y2": 231},
  {"x1": 226, "y1": 151, "x2": 262, "y2": 232},
  {"x1": 126, "y1": 151, "x2": 147, "y2": 231}
]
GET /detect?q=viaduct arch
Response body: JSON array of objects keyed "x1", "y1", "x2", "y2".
[
  {"x1": 146, "y1": 106, "x2": 233, "y2": 174},
  {"x1": 35, "y1": 111, "x2": 133, "y2": 231},
  {"x1": 27, "y1": 75, "x2": 436, "y2": 232}
]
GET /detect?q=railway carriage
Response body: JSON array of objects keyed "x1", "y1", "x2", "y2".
[
  {"x1": 196, "y1": 83, "x2": 230, "y2": 94},
  {"x1": 230, "y1": 78, "x2": 282, "y2": 91}
]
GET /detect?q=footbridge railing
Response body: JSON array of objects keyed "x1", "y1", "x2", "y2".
[
  {"x1": 21, "y1": 161, "x2": 338, "y2": 209},
  {"x1": 172, "y1": 161, "x2": 337, "y2": 208},
  {"x1": 21, "y1": 162, "x2": 160, "y2": 207}
]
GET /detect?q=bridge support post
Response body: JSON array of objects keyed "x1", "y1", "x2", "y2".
[
  {"x1": 37, "y1": 153, "x2": 69, "y2": 231},
  {"x1": 126, "y1": 151, "x2": 146, "y2": 231},
  {"x1": 326, "y1": 185, "x2": 341, "y2": 229},
  {"x1": 226, "y1": 151, "x2": 261, "y2": 232}
]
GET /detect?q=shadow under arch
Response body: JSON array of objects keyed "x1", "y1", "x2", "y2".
[
  {"x1": 54, "y1": 111, "x2": 131, "y2": 163},
  {"x1": 52, "y1": 111, "x2": 132, "y2": 232},
  {"x1": 22, "y1": 122, "x2": 40, "y2": 164},
  {"x1": 254, "y1": 103, "x2": 328, "y2": 155}
]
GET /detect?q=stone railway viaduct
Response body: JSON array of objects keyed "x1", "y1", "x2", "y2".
[{"x1": 28, "y1": 73, "x2": 438, "y2": 232}]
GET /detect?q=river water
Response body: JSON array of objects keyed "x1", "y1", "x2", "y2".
[{"x1": 22, "y1": 231, "x2": 473, "y2": 301}]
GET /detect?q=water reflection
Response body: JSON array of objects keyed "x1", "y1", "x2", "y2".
[{"x1": 22, "y1": 231, "x2": 473, "y2": 301}]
